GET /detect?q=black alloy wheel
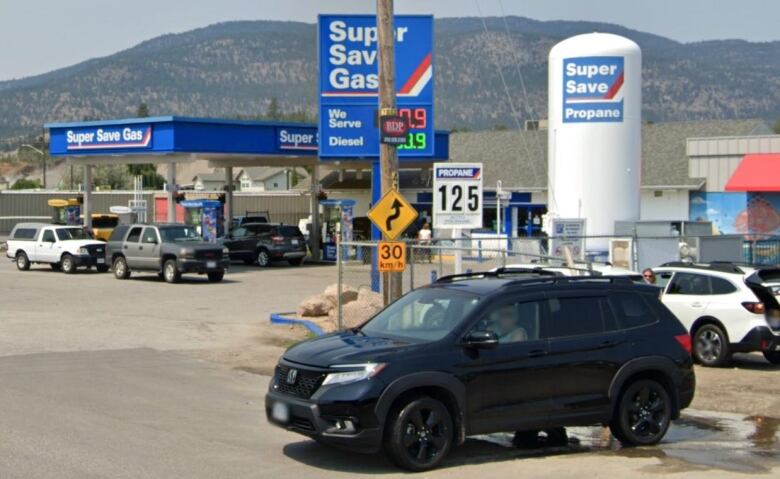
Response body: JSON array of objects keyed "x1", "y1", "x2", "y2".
[
  {"x1": 385, "y1": 396, "x2": 453, "y2": 471},
  {"x1": 610, "y1": 379, "x2": 671, "y2": 446}
]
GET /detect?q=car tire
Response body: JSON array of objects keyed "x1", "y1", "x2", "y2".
[
  {"x1": 384, "y1": 396, "x2": 453, "y2": 472},
  {"x1": 61, "y1": 254, "x2": 76, "y2": 274},
  {"x1": 16, "y1": 251, "x2": 30, "y2": 271},
  {"x1": 163, "y1": 259, "x2": 181, "y2": 283},
  {"x1": 207, "y1": 271, "x2": 224, "y2": 282},
  {"x1": 693, "y1": 323, "x2": 730, "y2": 367},
  {"x1": 256, "y1": 249, "x2": 271, "y2": 267},
  {"x1": 609, "y1": 379, "x2": 672, "y2": 447},
  {"x1": 763, "y1": 350, "x2": 780, "y2": 365},
  {"x1": 288, "y1": 257, "x2": 304, "y2": 266},
  {"x1": 96, "y1": 265, "x2": 110, "y2": 273},
  {"x1": 50, "y1": 263, "x2": 61, "y2": 271},
  {"x1": 113, "y1": 256, "x2": 130, "y2": 280}
]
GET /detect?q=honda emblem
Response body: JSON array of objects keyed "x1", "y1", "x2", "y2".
[{"x1": 286, "y1": 369, "x2": 298, "y2": 385}]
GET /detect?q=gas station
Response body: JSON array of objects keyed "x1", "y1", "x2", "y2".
[{"x1": 44, "y1": 115, "x2": 450, "y2": 262}]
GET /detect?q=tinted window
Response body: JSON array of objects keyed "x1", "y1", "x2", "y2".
[
  {"x1": 609, "y1": 292, "x2": 658, "y2": 329},
  {"x1": 12, "y1": 228, "x2": 37, "y2": 240},
  {"x1": 476, "y1": 300, "x2": 543, "y2": 343},
  {"x1": 142, "y1": 228, "x2": 158, "y2": 244},
  {"x1": 231, "y1": 227, "x2": 247, "y2": 238},
  {"x1": 126, "y1": 227, "x2": 143, "y2": 243},
  {"x1": 547, "y1": 296, "x2": 616, "y2": 338},
  {"x1": 710, "y1": 277, "x2": 737, "y2": 294},
  {"x1": 668, "y1": 273, "x2": 711, "y2": 295},
  {"x1": 41, "y1": 230, "x2": 56, "y2": 242},
  {"x1": 246, "y1": 224, "x2": 272, "y2": 235},
  {"x1": 277, "y1": 226, "x2": 303, "y2": 237},
  {"x1": 108, "y1": 225, "x2": 129, "y2": 242}
]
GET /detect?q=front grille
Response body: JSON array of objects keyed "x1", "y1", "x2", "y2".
[
  {"x1": 275, "y1": 364, "x2": 325, "y2": 399},
  {"x1": 86, "y1": 244, "x2": 105, "y2": 256},
  {"x1": 195, "y1": 249, "x2": 222, "y2": 260}
]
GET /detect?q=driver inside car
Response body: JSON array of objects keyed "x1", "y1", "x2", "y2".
[{"x1": 489, "y1": 305, "x2": 528, "y2": 343}]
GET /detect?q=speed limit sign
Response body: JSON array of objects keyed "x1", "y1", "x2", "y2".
[
  {"x1": 433, "y1": 162, "x2": 483, "y2": 229},
  {"x1": 377, "y1": 241, "x2": 406, "y2": 272}
]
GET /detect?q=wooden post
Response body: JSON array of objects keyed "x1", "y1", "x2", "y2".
[{"x1": 376, "y1": 0, "x2": 403, "y2": 301}]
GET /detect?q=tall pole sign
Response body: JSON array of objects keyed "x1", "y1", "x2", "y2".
[{"x1": 318, "y1": 14, "x2": 434, "y2": 159}]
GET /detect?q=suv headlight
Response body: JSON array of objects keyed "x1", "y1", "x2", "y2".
[
  {"x1": 322, "y1": 363, "x2": 386, "y2": 386},
  {"x1": 78, "y1": 247, "x2": 89, "y2": 255},
  {"x1": 179, "y1": 248, "x2": 193, "y2": 258},
  {"x1": 222, "y1": 247, "x2": 230, "y2": 257}
]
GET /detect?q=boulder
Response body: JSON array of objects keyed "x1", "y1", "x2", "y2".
[
  {"x1": 329, "y1": 298, "x2": 384, "y2": 329},
  {"x1": 323, "y1": 283, "x2": 358, "y2": 306},
  {"x1": 357, "y1": 287, "x2": 385, "y2": 310},
  {"x1": 297, "y1": 294, "x2": 335, "y2": 317}
]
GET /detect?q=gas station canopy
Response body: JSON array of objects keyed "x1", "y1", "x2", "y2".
[{"x1": 45, "y1": 116, "x2": 449, "y2": 167}]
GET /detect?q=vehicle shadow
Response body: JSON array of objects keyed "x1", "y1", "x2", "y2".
[
  {"x1": 282, "y1": 435, "x2": 585, "y2": 474},
  {"x1": 728, "y1": 353, "x2": 780, "y2": 371},
  {"x1": 127, "y1": 274, "x2": 240, "y2": 285}
]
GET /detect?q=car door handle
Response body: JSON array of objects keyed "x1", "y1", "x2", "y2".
[
  {"x1": 600, "y1": 340, "x2": 619, "y2": 349},
  {"x1": 527, "y1": 349, "x2": 547, "y2": 358},
  {"x1": 123, "y1": 245, "x2": 128, "y2": 249},
  {"x1": 139, "y1": 246, "x2": 143, "y2": 250}
]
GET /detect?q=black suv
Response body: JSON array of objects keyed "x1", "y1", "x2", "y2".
[
  {"x1": 221, "y1": 223, "x2": 306, "y2": 266},
  {"x1": 266, "y1": 271, "x2": 695, "y2": 471}
]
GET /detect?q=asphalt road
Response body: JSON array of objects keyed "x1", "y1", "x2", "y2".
[{"x1": 1, "y1": 258, "x2": 779, "y2": 477}]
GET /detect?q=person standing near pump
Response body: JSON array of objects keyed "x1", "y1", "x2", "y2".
[
  {"x1": 417, "y1": 222, "x2": 432, "y2": 263},
  {"x1": 642, "y1": 268, "x2": 657, "y2": 285}
]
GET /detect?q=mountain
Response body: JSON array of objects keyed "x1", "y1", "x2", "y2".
[{"x1": 0, "y1": 17, "x2": 778, "y2": 148}]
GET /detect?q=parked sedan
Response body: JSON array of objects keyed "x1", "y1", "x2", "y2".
[{"x1": 222, "y1": 223, "x2": 306, "y2": 266}]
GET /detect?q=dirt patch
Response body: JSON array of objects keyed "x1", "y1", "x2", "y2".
[{"x1": 690, "y1": 353, "x2": 780, "y2": 417}]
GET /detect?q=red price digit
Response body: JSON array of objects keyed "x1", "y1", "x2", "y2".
[{"x1": 413, "y1": 108, "x2": 426, "y2": 129}]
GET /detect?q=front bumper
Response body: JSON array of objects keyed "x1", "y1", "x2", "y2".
[
  {"x1": 176, "y1": 258, "x2": 230, "y2": 274},
  {"x1": 734, "y1": 326, "x2": 780, "y2": 353},
  {"x1": 265, "y1": 390, "x2": 383, "y2": 453},
  {"x1": 73, "y1": 254, "x2": 107, "y2": 267}
]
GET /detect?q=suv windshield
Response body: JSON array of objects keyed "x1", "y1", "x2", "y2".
[
  {"x1": 360, "y1": 287, "x2": 480, "y2": 342},
  {"x1": 159, "y1": 226, "x2": 201, "y2": 242},
  {"x1": 55, "y1": 227, "x2": 92, "y2": 241}
]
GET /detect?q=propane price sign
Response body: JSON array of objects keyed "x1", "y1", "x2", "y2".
[
  {"x1": 318, "y1": 15, "x2": 434, "y2": 158},
  {"x1": 433, "y1": 163, "x2": 483, "y2": 229}
]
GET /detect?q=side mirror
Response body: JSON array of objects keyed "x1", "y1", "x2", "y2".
[{"x1": 463, "y1": 330, "x2": 499, "y2": 349}]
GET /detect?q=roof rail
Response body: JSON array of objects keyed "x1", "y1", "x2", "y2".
[
  {"x1": 659, "y1": 261, "x2": 744, "y2": 274},
  {"x1": 435, "y1": 267, "x2": 561, "y2": 284}
]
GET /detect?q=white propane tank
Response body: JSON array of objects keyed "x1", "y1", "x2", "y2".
[{"x1": 547, "y1": 33, "x2": 641, "y2": 252}]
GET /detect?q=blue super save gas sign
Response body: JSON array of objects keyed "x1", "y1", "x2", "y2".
[
  {"x1": 562, "y1": 56, "x2": 624, "y2": 123},
  {"x1": 319, "y1": 15, "x2": 434, "y2": 158},
  {"x1": 64, "y1": 124, "x2": 153, "y2": 151}
]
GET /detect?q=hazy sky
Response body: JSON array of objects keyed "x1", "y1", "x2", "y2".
[{"x1": 1, "y1": 0, "x2": 778, "y2": 81}]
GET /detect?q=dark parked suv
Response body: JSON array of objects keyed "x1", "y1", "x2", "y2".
[
  {"x1": 106, "y1": 224, "x2": 229, "y2": 283},
  {"x1": 266, "y1": 271, "x2": 695, "y2": 471},
  {"x1": 221, "y1": 223, "x2": 306, "y2": 266}
]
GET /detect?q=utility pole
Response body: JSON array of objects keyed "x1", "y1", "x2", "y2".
[{"x1": 376, "y1": 0, "x2": 403, "y2": 301}]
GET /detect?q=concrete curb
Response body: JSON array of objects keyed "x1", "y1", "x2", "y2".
[{"x1": 269, "y1": 312, "x2": 325, "y2": 336}]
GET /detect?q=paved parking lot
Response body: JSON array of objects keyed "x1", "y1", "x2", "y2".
[{"x1": 0, "y1": 257, "x2": 779, "y2": 477}]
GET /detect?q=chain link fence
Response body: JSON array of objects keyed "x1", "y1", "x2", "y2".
[{"x1": 335, "y1": 234, "x2": 780, "y2": 323}]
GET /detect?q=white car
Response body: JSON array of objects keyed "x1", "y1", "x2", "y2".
[
  {"x1": 5, "y1": 223, "x2": 108, "y2": 274},
  {"x1": 652, "y1": 262, "x2": 780, "y2": 366}
]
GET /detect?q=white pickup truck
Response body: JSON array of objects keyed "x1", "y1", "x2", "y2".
[{"x1": 5, "y1": 223, "x2": 109, "y2": 274}]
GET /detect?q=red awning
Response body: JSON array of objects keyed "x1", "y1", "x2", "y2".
[{"x1": 725, "y1": 154, "x2": 780, "y2": 192}]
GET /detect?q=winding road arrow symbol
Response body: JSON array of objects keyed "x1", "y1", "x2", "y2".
[{"x1": 386, "y1": 199, "x2": 403, "y2": 232}]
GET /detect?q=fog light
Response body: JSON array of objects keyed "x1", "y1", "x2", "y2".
[{"x1": 326, "y1": 418, "x2": 357, "y2": 435}]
